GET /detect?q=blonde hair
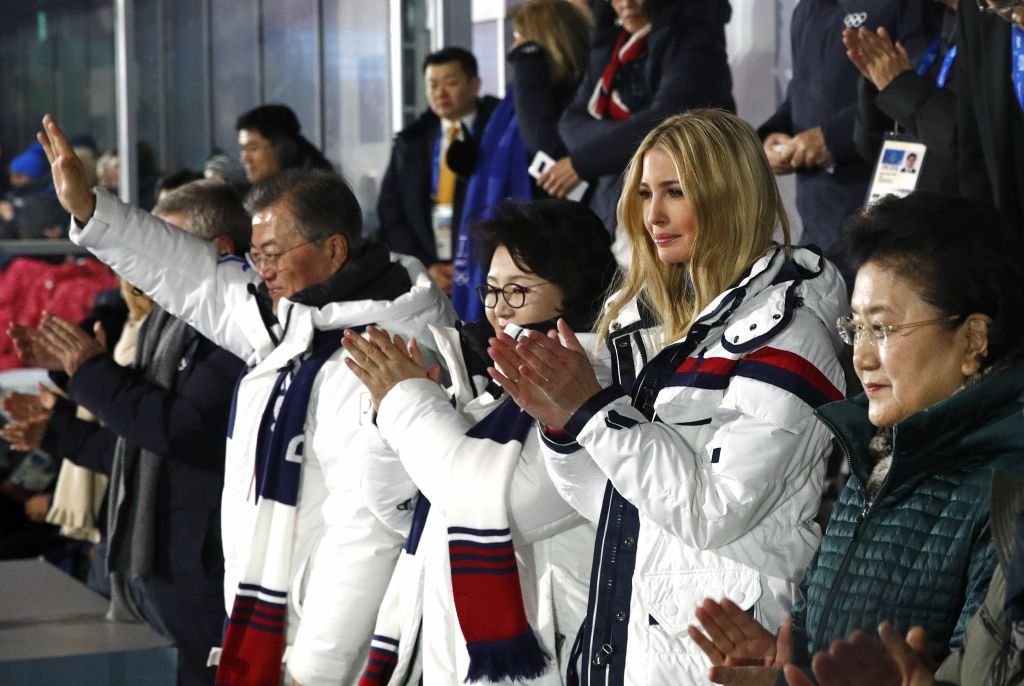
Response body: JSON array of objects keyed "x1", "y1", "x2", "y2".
[
  {"x1": 597, "y1": 109, "x2": 792, "y2": 347},
  {"x1": 508, "y1": 0, "x2": 590, "y2": 86}
]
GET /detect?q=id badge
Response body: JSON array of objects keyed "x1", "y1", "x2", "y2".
[
  {"x1": 432, "y1": 203, "x2": 454, "y2": 261},
  {"x1": 866, "y1": 134, "x2": 927, "y2": 206}
]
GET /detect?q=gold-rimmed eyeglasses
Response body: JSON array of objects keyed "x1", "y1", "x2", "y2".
[
  {"x1": 246, "y1": 239, "x2": 316, "y2": 271},
  {"x1": 836, "y1": 314, "x2": 961, "y2": 348}
]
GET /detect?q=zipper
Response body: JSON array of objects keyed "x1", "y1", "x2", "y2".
[{"x1": 811, "y1": 418, "x2": 902, "y2": 653}]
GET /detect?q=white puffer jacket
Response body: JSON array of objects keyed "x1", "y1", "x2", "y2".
[
  {"x1": 70, "y1": 189, "x2": 456, "y2": 686},
  {"x1": 541, "y1": 247, "x2": 847, "y2": 685},
  {"x1": 362, "y1": 324, "x2": 598, "y2": 685}
]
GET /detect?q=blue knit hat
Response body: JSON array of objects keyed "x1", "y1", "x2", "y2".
[{"x1": 10, "y1": 142, "x2": 49, "y2": 180}]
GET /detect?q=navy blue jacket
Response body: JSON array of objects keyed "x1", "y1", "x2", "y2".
[
  {"x1": 559, "y1": 0, "x2": 735, "y2": 230},
  {"x1": 759, "y1": 0, "x2": 925, "y2": 277}
]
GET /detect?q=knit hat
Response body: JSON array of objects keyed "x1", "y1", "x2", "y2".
[{"x1": 10, "y1": 142, "x2": 49, "y2": 180}]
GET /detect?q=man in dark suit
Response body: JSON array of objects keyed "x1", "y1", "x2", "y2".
[
  {"x1": 957, "y1": 0, "x2": 1024, "y2": 226},
  {"x1": 377, "y1": 47, "x2": 499, "y2": 294}
]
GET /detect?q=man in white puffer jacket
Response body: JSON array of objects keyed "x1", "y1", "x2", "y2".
[{"x1": 38, "y1": 115, "x2": 456, "y2": 686}]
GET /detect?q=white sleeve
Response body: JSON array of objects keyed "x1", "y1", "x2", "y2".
[
  {"x1": 377, "y1": 378, "x2": 581, "y2": 543},
  {"x1": 566, "y1": 336, "x2": 843, "y2": 550},
  {"x1": 538, "y1": 429, "x2": 609, "y2": 524},
  {"x1": 286, "y1": 357, "x2": 404, "y2": 686},
  {"x1": 69, "y1": 189, "x2": 272, "y2": 362},
  {"x1": 360, "y1": 429, "x2": 418, "y2": 537}
]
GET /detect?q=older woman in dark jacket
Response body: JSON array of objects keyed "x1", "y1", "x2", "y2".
[
  {"x1": 540, "y1": 0, "x2": 734, "y2": 230},
  {"x1": 688, "y1": 192, "x2": 1024, "y2": 686}
]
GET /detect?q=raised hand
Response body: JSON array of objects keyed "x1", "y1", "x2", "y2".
[
  {"x1": 35, "y1": 314, "x2": 107, "y2": 376},
  {"x1": 36, "y1": 113, "x2": 96, "y2": 223},
  {"x1": 487, "y1": 332, "x2": 572, "y2": 429},
  {"x1": 341, "y1": 326, "x2": 439, "y2": 408},
  {"x1": 512, "y1": 319, "x2": 603, "y2": 414},
  {"x1": 843, "y1": 26, "x2": 911, "y2": 92}
]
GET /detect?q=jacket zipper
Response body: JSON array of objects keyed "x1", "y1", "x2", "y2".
[{"x1": 810, "y1": 418, "x2": 899, "y2": 653}]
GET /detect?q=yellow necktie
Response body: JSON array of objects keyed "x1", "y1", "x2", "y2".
[{"x1": 436, "y1": 124, "x2": 459, "y2": 205}]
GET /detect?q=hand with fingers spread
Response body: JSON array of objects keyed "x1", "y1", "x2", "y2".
[
  {"x1": 342, "y1": 326, "x2": 440, "y2": 409},
  {"x1": 688, "y1": 598, "x2": 789, "y2": 685},
  {"x1": 36, "y1": 314, "x2": 107, "y2": 376},
  {"x1": 2, "y1": 388, "x2": 53, "y2": 424},
  {"x1": 512, "y1": 319, "x2": 603, "y2": 414},
  {"x1": 9, "y1": 322, "x2": 65, "y2": 370},
  {"x1": 36, "y1": 113, "x2": 96, "y2": 223},
  {"x1": 784, "y1": 622, "x2": 935, "y2": 686}
]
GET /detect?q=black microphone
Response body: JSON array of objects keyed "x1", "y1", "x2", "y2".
[{"x1": 445, "y1": 122, "x2": 480, "y2": 176}]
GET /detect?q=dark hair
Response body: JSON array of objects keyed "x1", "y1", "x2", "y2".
[
  {"x1": 472, "y1": 199, "x2": 617, "y2": 331},
  {"x1": 906, "y1": 153, "x2": 918, "y2": 160},
  {"x1": 423, "y1": 47, "x2": 479, "y2": 79},
  {"x1": 244, "y1": 169, "x2": 362, "y2": 255},
  {"x1": 236, "y1": 104, "x2": 302, "y2": 140},
  {"x1": 156, "y1": 168, "x2": 204, "y2": 195},
  {"x1": 845, "y1": 192, "x2": 1024, "y2": 369},
  {"x1": 153, "y1": 179, "x2": 251, "y2": 255}
]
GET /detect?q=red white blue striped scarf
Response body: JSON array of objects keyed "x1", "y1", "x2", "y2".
[
  {"x1": 587, "y1": 25, "x2": 652, "y2": 121},
  {"x1": 215, "y1": 330, "x2": 342, "y2": 686}
]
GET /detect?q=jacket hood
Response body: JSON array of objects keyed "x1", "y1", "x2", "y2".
[
  {"x1": 817, "y1": 363, "x2": 1024, "y2": 497},
  {"x1": 683, "y1": 245, "x2": 847, "y2": 356}
]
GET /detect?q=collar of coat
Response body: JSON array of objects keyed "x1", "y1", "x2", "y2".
[
  {"x1": 255, "y1": 240, "x2": 413, "y2": 325},
  {"x1": 817, "y1": 362, "x2": 1024, "y2": 503}
]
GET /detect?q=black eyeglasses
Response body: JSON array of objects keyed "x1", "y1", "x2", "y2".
[{"x1": 476, "y1": 282, "x2": 550, "y2": 309}]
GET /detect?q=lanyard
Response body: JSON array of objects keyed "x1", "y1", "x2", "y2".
[
  {"x1": 1013, "y1": 26, "x2": 1024, "y2": 113},
  {"x1": 915, "y1": 35, "x2": 958, "y2": 89}
]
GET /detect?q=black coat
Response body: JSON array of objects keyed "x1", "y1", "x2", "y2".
[
  {"x1": 759, "y1": 0, "x2": 925, "y2": 278},
  {"x1": 853, "y1": 7, "x2": 958, "y2": 195},
  {"x1": 376, "y1": 96, "x2": 500, "y2": 266},
  {"x1": 559, "y1": 0, "x2": 735, "y2": 230},
  {"x1": 509, "y1": 41, "x2": 578, "y2": 161},
  {"x1": 956, "y1": 1, "x2": 1024, "y2": 226},
  {"x1": 42, "y1": 326, "x2": 242, "y2": 685}
]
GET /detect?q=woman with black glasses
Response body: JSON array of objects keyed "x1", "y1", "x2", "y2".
[{"x1": 340, "y1": 198, "x2": 618, "y2": 685}]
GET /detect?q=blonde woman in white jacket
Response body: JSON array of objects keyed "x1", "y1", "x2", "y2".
[
  {"x1": 488, "y1": 109, "x2": 848, "y2": 685},
  {"x1": 342, "y1": 199, "x2": 620, "y2": 685}
]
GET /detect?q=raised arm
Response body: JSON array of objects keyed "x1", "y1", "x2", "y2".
[{"x1": 38, "y1": 115, "x2": 270, "y2": 362}]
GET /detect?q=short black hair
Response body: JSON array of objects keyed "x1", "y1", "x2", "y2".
[
  {"x1": 154, "y1": 179, "x2": 251, "y2": 255},
  {"x1": 244, "y1": 169, "x2": 362, "y2": 255},
  {"x1": 235, "y1": 104, "x2": 302, "y2": 142},
  {"x1": 472, "y1": 199, "x2": 617, "y2": 331},
  {"x1": 156, "y1": 168, "x2": 204, "y2": 195},
  {"x1": 845, "y1": 192, "x2": 1024, "y2": 369},
  {"x1": 906, "y1": 153, "x2": 918, "y2": 160},
  {"x1": 423, "y1": 47, "x2": 479, "y2": 79}
]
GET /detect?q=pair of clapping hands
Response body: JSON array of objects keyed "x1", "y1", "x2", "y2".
[
  {"x1": 0, "y1": 314, "x2": 105, "y2": 452},
  {"x1": 340, "y1": 319, "x2": 602, "y2": 428},
  {"x1": 689, "y1": 598, "x2": 936, "y2": 686}
]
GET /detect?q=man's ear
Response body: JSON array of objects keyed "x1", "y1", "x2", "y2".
[
  {"x1": 961, "y1": 313, "x2": 992, "y2": 376},
  {"x1": 329, "y1": 234, "x2": 349, "y2": 270},
  {"x1": 212, "y1": 235, "x2": 235, "y2": 256}
]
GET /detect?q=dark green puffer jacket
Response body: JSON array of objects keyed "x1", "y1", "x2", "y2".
[{"x1": 789, "y1": 364, "x2": 1024, "y2": 669}]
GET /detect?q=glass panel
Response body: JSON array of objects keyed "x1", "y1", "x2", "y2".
[
  {"x1": 210, "y1": 1, "x2": 261, "y2": 158},
  {"x1": 164, "y1": 0, "x2": 209, "y2": 170},
  {"x1": 262, "y1": 0, "x2": 319, "y2": 150},
  {"x1": 323, "y1": 0, "x2": 392, "y2": 233}
]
